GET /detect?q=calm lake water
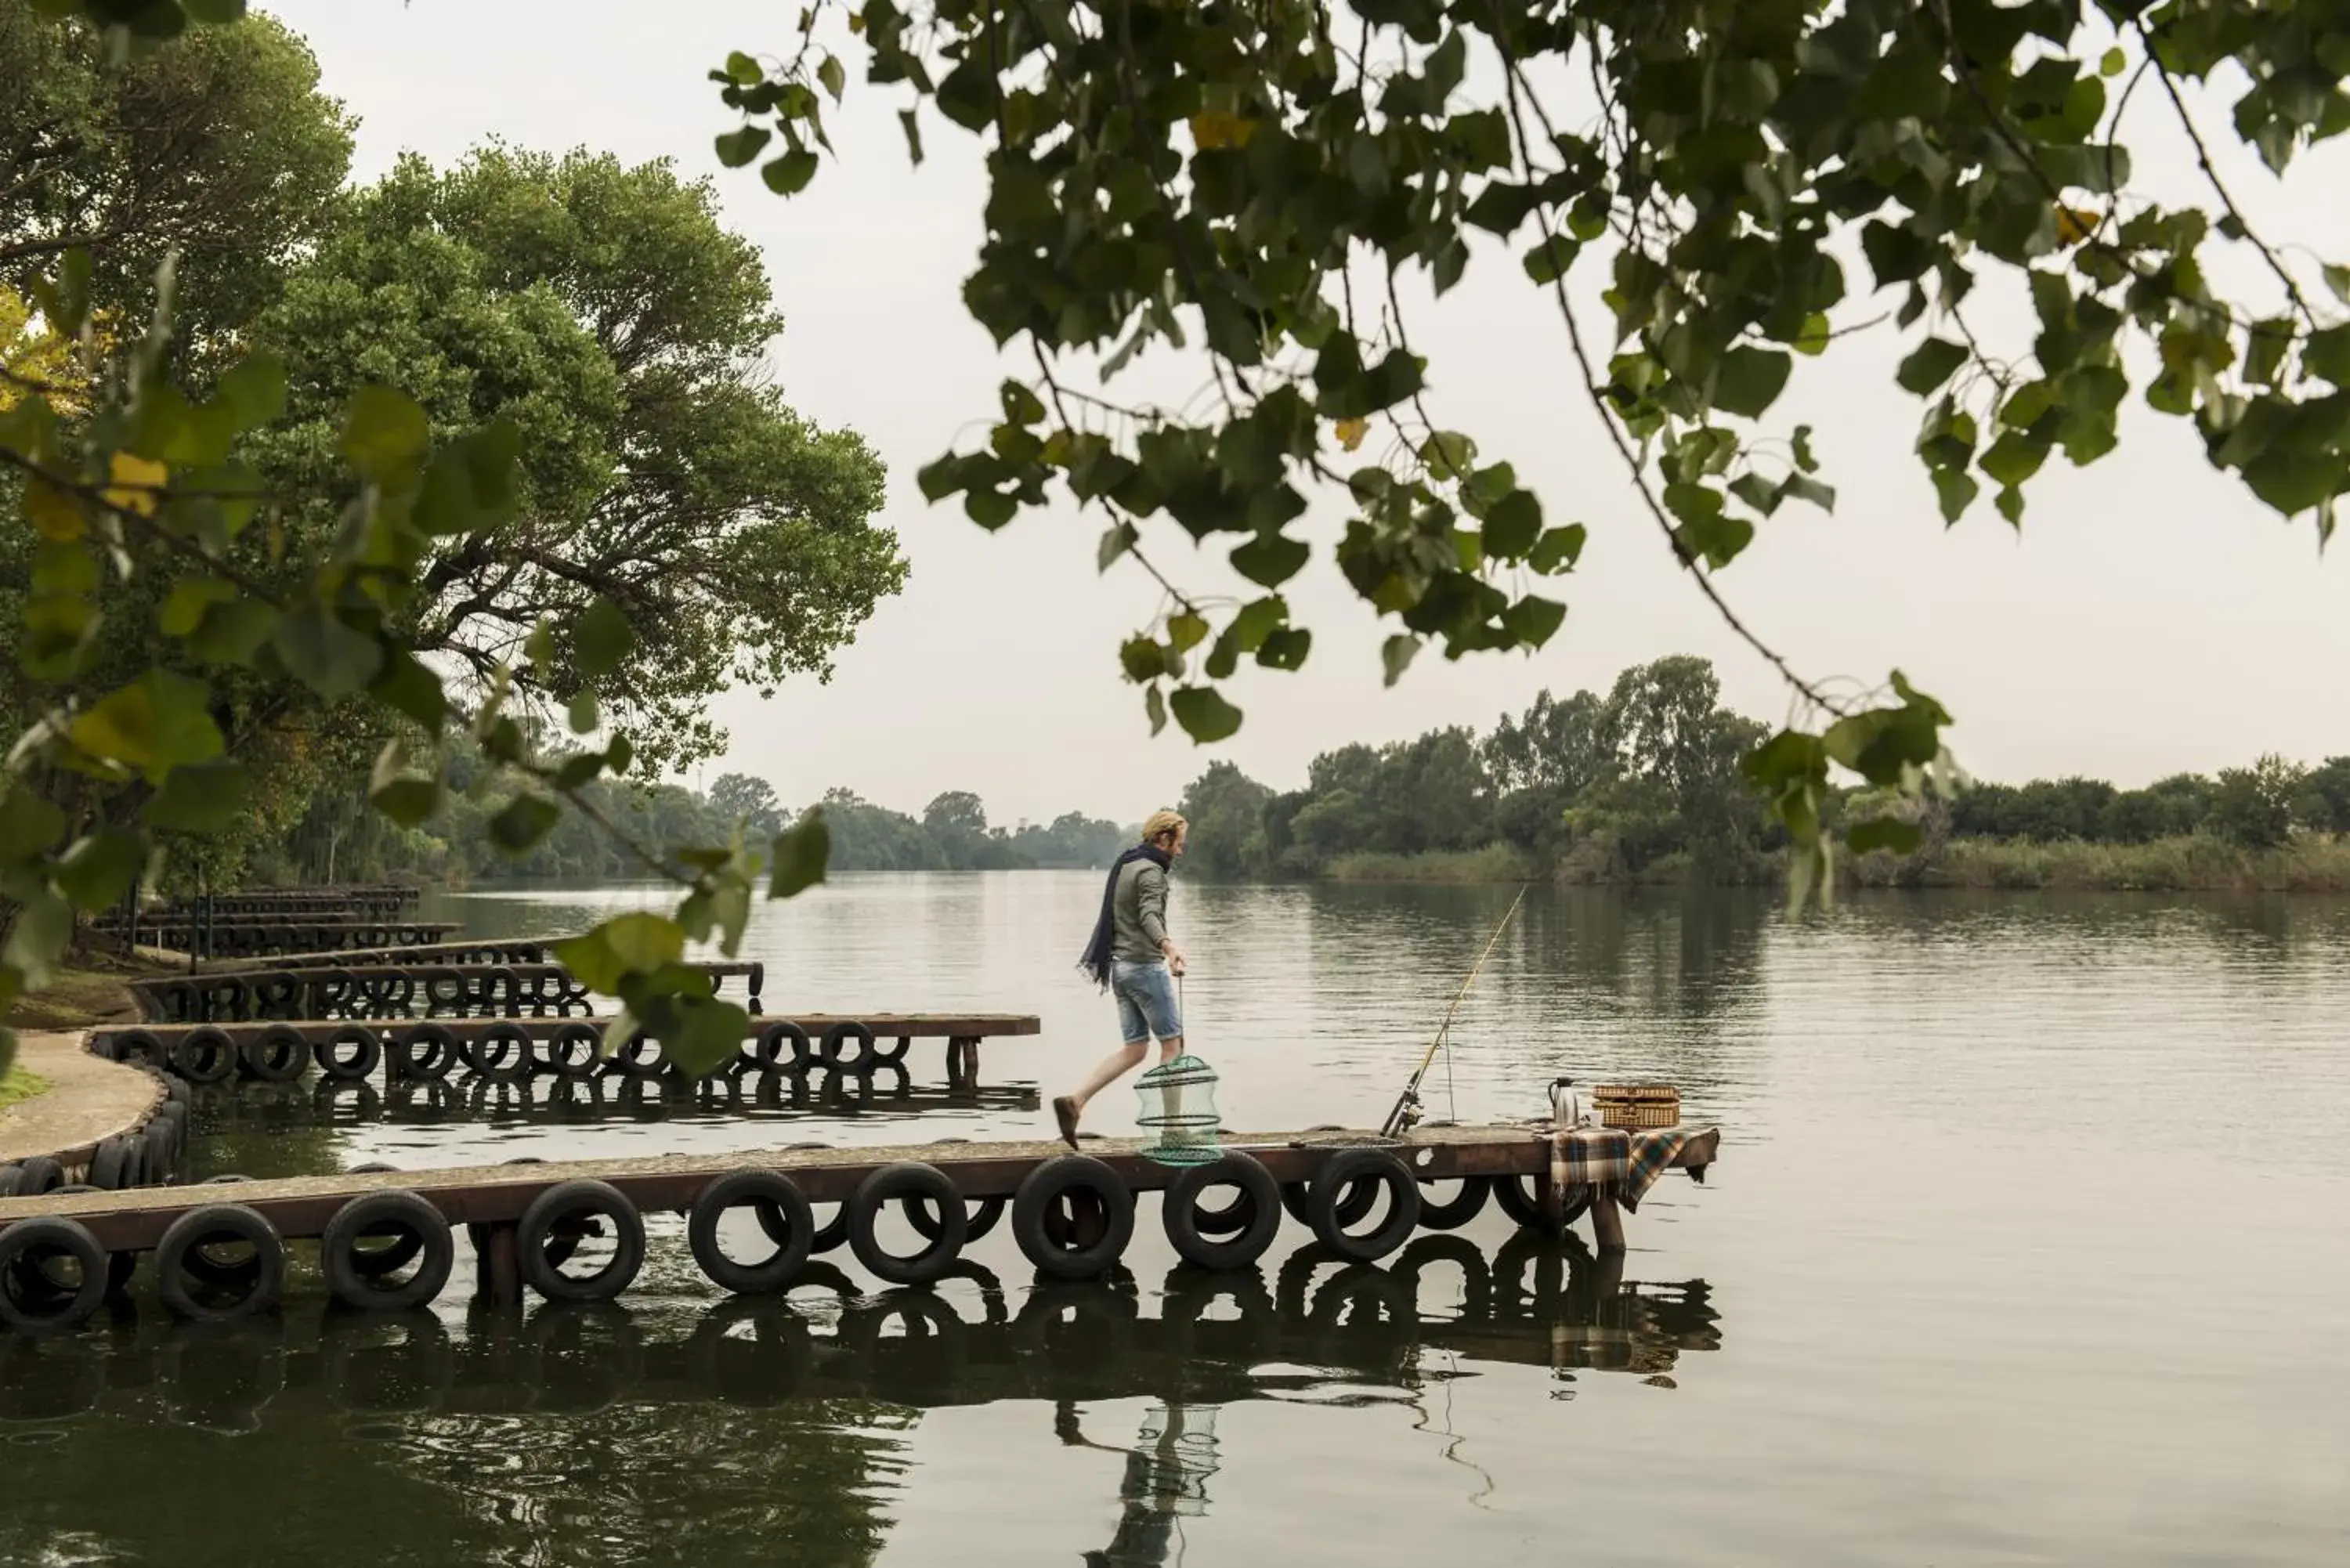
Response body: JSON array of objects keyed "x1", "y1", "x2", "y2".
[{"x1": 4, "y1": 876, "x2": 2346, "y2": 1567}]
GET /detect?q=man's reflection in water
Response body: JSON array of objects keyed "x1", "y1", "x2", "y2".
[{"x1": 1059, "y1": 1398, "x2": 1221, "y2": 1566}]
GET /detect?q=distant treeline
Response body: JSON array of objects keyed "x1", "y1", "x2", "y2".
[
  {"x1": 1167, "y1": 656, "x2": 2350, "y2": 884},
  {"x1": 252, "y1": 655, "x2": 2350, "y2": 891}
]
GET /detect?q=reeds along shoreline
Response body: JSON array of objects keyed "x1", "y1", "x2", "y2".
[{"x1": 1311, "y1": 836, "x2": 2350, "y2": 894}]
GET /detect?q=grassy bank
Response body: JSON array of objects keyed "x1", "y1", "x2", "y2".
[
  {"x1": 0, "y1": 1068, "x2": 53, "y2": 1112},
  {"x1": 1307, "y1": 835, "x2": 2350, "y2": 893},
  {"x1": 1849, "y1": 835, "x2": 2350, "y2": 892},
  {"x1": 5, "y1": 959, "x2": 153, "y2": 1031}
]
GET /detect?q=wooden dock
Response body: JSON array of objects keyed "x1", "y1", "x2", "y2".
[{"x1": 0, "y1": 1121, "x2": 1719, "y2": 1331}]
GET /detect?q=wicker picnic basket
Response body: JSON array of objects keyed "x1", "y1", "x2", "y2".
[{"x1": 1593, "y1": 1083, "x2": 1680, "y2": 1130}]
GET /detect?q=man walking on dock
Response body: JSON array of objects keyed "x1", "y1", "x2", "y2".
[{"x1": 1058, "y1": 811, "x2": 1188, "y2": 1148}]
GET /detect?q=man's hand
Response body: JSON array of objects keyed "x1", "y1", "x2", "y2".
[{"x1": 1165, "y1": 944, "x2": 1188, "y2": 977}]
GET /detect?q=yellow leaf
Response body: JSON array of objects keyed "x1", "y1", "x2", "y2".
[
  {"x1": 2054, "y1": 206, "x2": 2099, "y2": 246},
  {"x1": 1333, "y1": 417, "x2": 1369, "y2": 453},
  {"x1": 1189, "y1": 111, "x2": 1257, "y2": 151},
  {"x1": 24, "y1": 475, "x2": 84, "y2": 541},
  {"x1": 103, "y1": 452, "x2": 168, "y2": 518},
  {"x1": 848, "y1": 11, "x2": 864, "y2": 31}
]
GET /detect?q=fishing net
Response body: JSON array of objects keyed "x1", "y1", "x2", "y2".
[{"x1": 1136, "y1": 1053, "x2": 1220, "y2": 1167}]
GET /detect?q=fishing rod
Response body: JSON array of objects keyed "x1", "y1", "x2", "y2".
[{"x1": 1380, "y1": 883, "x2": 1528, "y2": 1139}]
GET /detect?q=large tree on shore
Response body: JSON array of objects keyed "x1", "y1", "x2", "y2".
[{"x1": 249, "y1": 149, "x2": 902, "y2": 768}]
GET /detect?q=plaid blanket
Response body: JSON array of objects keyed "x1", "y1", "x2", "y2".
[{"x1": 1550, "y1": 1125, "x2": 1700, "y2": 1212}]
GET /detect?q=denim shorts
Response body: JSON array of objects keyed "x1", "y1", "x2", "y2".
[{"x1": 1110, "y1": 959, "x2": 1182, "y2": 1043}]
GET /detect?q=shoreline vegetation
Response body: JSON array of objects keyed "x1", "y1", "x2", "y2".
[{"x1": 1318, "y1": 836, "x2": 2350, "y2": 893}]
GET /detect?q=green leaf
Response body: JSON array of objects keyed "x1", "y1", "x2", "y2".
[
  {"x1": 1169, "y1": 686, "x2": 1242, "y2": 743},
  {"x1": 487, "y1": 795, "x2": 562, "y2": 854},
  {"x1": 1231, "y1": 531, "x2": 1310, "y2": 587},
  {"x1": 725, "y1": 50, "x2": 763, "y2": 85},
  {"x1": 67, "y1": 670, "x2": 224, "y2": 782},
  {"x1": 1714, "y1": 347, "x2": 1791, "y2": 418},
  {"x1": 1503, "y1": 594, "x2": 1566, "y2": 648},
  {"x1": 0, "y1": 786, "x2": 67, "y2": 855},
  {"x1": 2099, "y1": 46, "x2": 2125, "y2": 77},
  {"x1": 1419, "y1": 430, "x2": 1477, "y2": 480},
  {"x1": 142, "y1": 760, "x2": 249, "y2": 833},
  {"x1": 1931, "y1": 468, "x2": 1979, "y2": 523},
  {"x1": 1144, "y1": 684, "x2": 1168, "y2": 736},
  {"x1": 665, "y1": 998, "x2": 753, "y2": 1078},
  {"x1": 184, "y1": 0, "x2": 248, "y2": 21},
  {"x1": 56, "y1": 830, "x2": 146, "y2": 909},
  {"x1": 761, "y1": 150, "x2": 820, "y2": 195},
  {"x1": 2301, "y1": 324, "x2": 2350, "y2": 386},
  {"x1": 1847, "y1": 818, "x2": 1924, "y2": 855},
  {"x1": 1256, "y1": 627, "x2": 1311, "y2": 670},
  {"x1": 576, "y1": 597, "x2": 636, "y2": 679},
  {"x1": 1529, "y1": 523, "x2": 1587, "y2": 573},
  {"x1": 1119, "y1": 637, "x2": 1171, "y2": 683},
  {"x1": 1896, "y1": 338, "x2": 1970, "y2": 396},
  {"x1": 566, "y1": 691, "x2": 599, "y2": 734},
  {"x1": 371, "y1": 776, "x2": 440, "y2": 828},
  {"x1": 1792, "y1": 425, "x2": 1820, "y2": 473},
  {"x1": 158, "y1": 577, "x2": 237, "y2": 638},
  {"x1": 715, "y1": 125, "x2": 772, "y2": 168},
  {"x1": 1097, "y1": 522, "x2": 1137, "y2": 572},
  {"x1": 1381, "y1": 634, "x2": 1420, "y2": 688},
  {"x1": 338, "y1": 385, "x2": 430, "y2": 482},
  {"x1": 1166, "y1": 613, "x2": 1209, "y2": 652},
  {"x1": 1978, "y1": 432, "x2": 2048, "y2": 489},
  {"x1": 1520, "y1": 233, "x2": 1578, "y2": 284},
  {"x1": 818, "y1": 54, "x2": 846, "y2": 102},
  {"x1": 2, "y1": 893, "x2": 72, "y2": 988},
  {"x1": 769, "y1": 811, "x2": 831, "y2": 898},
  {"x1": 2325, "y1": 265, "x2": 2350, "y2": 307},
  {"x1": 1781, "y1": 474, "x2": 1836, "y2": 512},
  {"x1": 1792, "y1": 313, "x2": 1832, "y2": 356},
  {"x1": 273, "y1": 604, "x2": 383, "y2": 698},
  {"x1": 899, "y1": 107, "x2": 925, "y2": 164},
  {"x1": 370, "y1": 647, "x2": 448, "y2": 736},
  {"x1": 1482, "y1": 490, "x2": 1542, "y2": 558}
]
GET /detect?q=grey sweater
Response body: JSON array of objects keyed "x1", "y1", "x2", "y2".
[{"x1": 1111, "y1": 857, "x2": 1172, "y2": 963}]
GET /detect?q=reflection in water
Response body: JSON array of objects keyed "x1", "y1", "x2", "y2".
[{"x1": 0, "y1": 1235, "x2": 1715, "y2": 1567}]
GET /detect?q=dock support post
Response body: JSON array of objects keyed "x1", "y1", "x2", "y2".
[
  {"x1": 946, "y1": 1035, "x2": 979, "y2": 1089},
  {"x1": 473, "y1": 1221, "x2": 525, "y2": 1306},
  {"x1": 1589, "y1": 1190, "x2": 1626, "y2": 1253}
]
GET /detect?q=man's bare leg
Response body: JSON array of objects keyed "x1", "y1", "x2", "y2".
[{"x1": 1054, "y1": 1036, "x2": 1184, "y2": 1148}]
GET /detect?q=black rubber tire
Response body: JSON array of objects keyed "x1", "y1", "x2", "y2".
[
  {"x1": 1416, "y1": 1175, "x2": 1493, "y2": 1231},
  {"x1": 0, "y1": 1166, "x2": 19, "y2": 1198},
  {"x1": 392, "y1": 1024, "x2": 459, "y2": 1081},
  {"x1": 171, "y1": 1027, "x2": 237, "y2": 1085},
  {"x1": 154, "y1": 1205, "x2": 287, "y2": 1323},
  {"x1": 819, "y1": 1020, "x2": 877, "y2": 1069},
  {"x1": 684, "y1": 1299, "x2": 809, "y2": 1406},
  {"x1": 1162, "y1": 1152, "x2": 1282, "y2": 1270},
  {"x1": 14, "y1": 1155, "x2": 63, "y2": 1197},
  {"x1": 876, "y1": 1034, "x2": 911, "y2": 1064},
  {"x1": 689, "y1": 1171, "x2": 815, "y2": 1295},
  {"x1": 903, "y1": 1193, "x2": 1007, "y2": 1244},
  {"x1": 517, "y1": 1180, "x2": 644, "y2": 1303},
  {"x1": 847, "y1": 1162, "x2": 965, "y2": 1286},
  {"x1": 88, "y1": 1136, "x2": 140, "y2": 1191},
  {"x1": 139, "y1": 1119, "x2": 179, "y2": 1184},
  {"x1": 0, "y1": 1218, "x2": 108, "y2": 1332},
  {"x1": 316, "y1": 1026, "x2": 382, "y2": 1082},
  {"x1": 112, "y1": 1029, "x2": 168, "y2": 1069},
  {"x1": 321, "y1": 1191, "x2": 454, "y2": 1311},
  {"x1": 1012, "y1": 1155, "x2": 1137, "y2": 1281},
  {"x1": 1280, "y1": 1176, "x2": 1381, "y2": 1229},
  {"x1": 463, "y1": 1023, "x2": 533, "y2": 1085},
  {"x1": 1306, "y1": 1148, "x2": 1422, "y2": 1263},
  {"x1": 1491, "y1": 1170, "x2": 1591, "y2": 1234},
  {"x1": 609, "y1": 1033, "x2": 665, "y2": 1080},
  {"x1": 538, "y1": 1023, "x2": 602, "y2": 1079},
  {"x1": 243, "y1": 1024, "x2": 309, "y2": 1084},
  {"x1": 751, "y1": 1021, "x2": 812, "y2": 1071}
]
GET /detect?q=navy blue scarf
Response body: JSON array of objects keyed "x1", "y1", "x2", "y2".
[{"x1": 1078, "y1": 844, "x2": 1170, "y2": 988}]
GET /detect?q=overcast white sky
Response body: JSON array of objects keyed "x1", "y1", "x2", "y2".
[{"x1": 269, "y1": 2, "x2": 2350, "y2": 826}]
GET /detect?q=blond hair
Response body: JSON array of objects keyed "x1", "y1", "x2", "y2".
[{"x1": 1141, "y1": 809, "x2": 1187, "y2": 847}]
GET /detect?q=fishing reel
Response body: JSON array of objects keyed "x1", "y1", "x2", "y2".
[{"x1": 1379, "y1": 1084, "x2": 1424, "y2": 1140}]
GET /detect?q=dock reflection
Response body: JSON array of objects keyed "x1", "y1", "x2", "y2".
[{"x1": 0, "y1": 1234, "x2": 1719, "y2": 1568}]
